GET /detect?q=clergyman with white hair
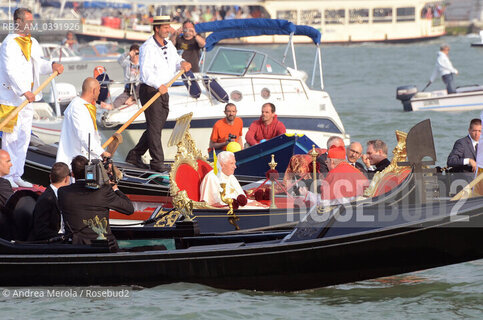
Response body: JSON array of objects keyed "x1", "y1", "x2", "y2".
[{"x1": 199, "y1": 151, "x2": 245, "y2": 206}]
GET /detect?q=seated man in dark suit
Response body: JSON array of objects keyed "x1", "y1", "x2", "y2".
[
  {"x1": 362, "y1": 139, "x2": 391, "y2": 174},
  {"x1": 346, "y1": 141, "x2": 367, "y2": 175},
  {"x1": 30, "y1": 162, "x2": 71, "y2": 241},
  {"x1": 58, "y1": 155, "x2": 134, "y2": 251},
  {"x1": 0, "y1": 149, "x2": 14, "y2": 209},
  {"x1": 447, "y1": 118, "x2": 481, "y2": 172}
]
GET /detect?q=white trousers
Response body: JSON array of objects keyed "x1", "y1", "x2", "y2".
[{"x1": 2, "y1": 104, "x2": 33, "y2": 180}]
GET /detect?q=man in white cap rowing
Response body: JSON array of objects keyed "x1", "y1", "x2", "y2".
[{"x1": 125, "y1": 15, "x2": 191, "y2": 172}]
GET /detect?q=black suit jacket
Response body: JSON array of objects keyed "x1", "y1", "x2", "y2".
[
  {"x1": 447, "y1": 136, "x2": 476, "y2": 172},
  {"x1": 375, "y1": 158, "x2": 391, "y2": 172},
  {"x1": 58, "y1": 181, "x2": 134, "y2": 251},
  {"x1": 30, "y1": 186, "x2": 61, "y2": 241},
  {"x1": 349, "y1": 161, "x2": 367, "y2": 175},
  {"x1": 0, "y1": 177, "x2": 13, "y2": 209}
]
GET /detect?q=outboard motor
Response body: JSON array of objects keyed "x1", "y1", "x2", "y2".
[{"x1": 396, "y1": 85, "x2": 418, "y2": 112}]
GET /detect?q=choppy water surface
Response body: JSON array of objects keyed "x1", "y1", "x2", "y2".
[{"x1": 4, "y1": 35, "x2": 483, "y2": 317}]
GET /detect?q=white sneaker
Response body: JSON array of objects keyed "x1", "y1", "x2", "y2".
[
  {"x1": 13, "y1": 178, "x2": 33, "y2": 188},
  {"x1": 6, "y1": 177, "x2": 18, "y2": 188}
]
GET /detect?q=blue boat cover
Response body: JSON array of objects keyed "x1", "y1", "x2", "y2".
[{"x1": 195, "y1": 19, "x2": 321, "y2": 51}]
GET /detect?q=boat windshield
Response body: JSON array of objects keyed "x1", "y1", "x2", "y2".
[{"x1": 207, "y1": 48, "x2": 289, "y2": 76}]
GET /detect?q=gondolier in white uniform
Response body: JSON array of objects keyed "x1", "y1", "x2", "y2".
[
  {"x1": 125, "y1": 16, "x2": 191, "y2": 172},
  {"x1": 56, "y1": 77, "x2": 110, "y2": 166},
  {"x1": 0, "y1": 8, "x2": 63, "y2": 187}
]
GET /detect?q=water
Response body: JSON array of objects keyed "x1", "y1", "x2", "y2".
[{"x1": 5, "y1": 36, "x2": 483, "y2": 317}]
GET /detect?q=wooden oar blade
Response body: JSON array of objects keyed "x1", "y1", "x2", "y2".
[{"x1": 105, "y1": 133, "x2": 123, "y2": 155}]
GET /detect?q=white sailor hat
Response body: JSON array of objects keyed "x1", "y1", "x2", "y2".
[{"x1": 152, "y1": 16, "x2": 172, "y2": 26}]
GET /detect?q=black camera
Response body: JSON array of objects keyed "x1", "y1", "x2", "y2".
[
  {"x1": 85, "y1": 157, "x2": 120, "y2": 189},
  {"x1": 228, "y1": 133, "x2": 237, "y2": 141}
]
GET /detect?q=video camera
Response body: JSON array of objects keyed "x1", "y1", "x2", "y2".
[{"x1": 85, "y1": 157, "x2": 120, "y2": 189}]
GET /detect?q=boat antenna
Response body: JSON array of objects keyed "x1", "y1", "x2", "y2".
[
  {"x1": 317, "y1": 44, "x2": 324, "y2": 90},
  {"x1": 310, "y1": 44, "x2": 324, "y2": 90},
  {"x1": 290, "y1": 33, "x2": 297, "y2": 70}
]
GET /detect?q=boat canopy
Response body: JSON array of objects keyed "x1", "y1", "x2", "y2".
[{"x1": 195, "y1": 19, "x2": 321, "y2": 51}]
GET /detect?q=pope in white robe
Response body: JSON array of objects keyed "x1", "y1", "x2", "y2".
[
  {"x1": 200, "y1": 151, "x2": 244, "y2": 206},
  {"x1": 56, "y1": 78, "x2": 108, "y2": 166},
  {"x1": 0, "y1": 9, "x2": 63, "y2": 187}
]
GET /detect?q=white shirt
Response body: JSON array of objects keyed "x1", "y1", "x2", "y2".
[
  {"x1": 477, "y1": 111, "x2": 483, "y2": 169},
  {"x1": 56, "y1": 96, "x2": 104, "y2": 165},
  {"x1": 140, "y1": 36, "x2": 184, "y2": 89},
  {"x1": 199, "y1": 170, "x2": 245, "y2": 205},
  {"x1": 0, "y1": 33, "x2": 52, "y2": 106},
  {"x1": 430, "y1": 51, "x2": 458, "y2": 83}
]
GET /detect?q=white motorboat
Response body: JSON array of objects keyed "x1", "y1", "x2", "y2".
[
  {"x1": 31, "y1": 19, "x2": 350, "y2": 164},
  {"x1": 40, "y1": 42, "x2": 123, "y2": 89},
  {"x1": 471, "y1": 30, "x2": 483, "y2": 47},
  {"x1": 396, "y1": 84, "x2": 483, "y2": 112}
]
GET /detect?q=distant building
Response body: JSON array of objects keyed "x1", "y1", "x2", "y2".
[{"x1": 446, "y1": 0, "x2": 483, "y2": 21}]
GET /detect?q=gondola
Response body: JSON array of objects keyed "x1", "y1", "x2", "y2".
[
  {"x1": 24, "y1": 118, "x2": 454, "y2": 236},
  {"x1": 0, "y1": 177, "x2": 482, "y2": 290},
  {"x1": 2, "y1": 120, "x2": 482, "y2": 290}
]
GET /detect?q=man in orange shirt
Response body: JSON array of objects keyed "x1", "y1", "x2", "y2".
[{"x1": 209, "y1": 103, "x2": 243, "y2": 152}]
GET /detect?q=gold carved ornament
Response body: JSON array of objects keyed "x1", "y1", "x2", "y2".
[{"x1": 363, "y1": 130, "x2": 410, "y2": 198}]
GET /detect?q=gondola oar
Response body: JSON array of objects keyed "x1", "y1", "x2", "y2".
[
  {"x1": 102, "y1": 69, "x2": 185, "y2": 152},
  {"x1": 0, "y1": 71, "x2": 59, "y2": 131},
  {"x1": 451, "y1": 171, "x2": 483, "y2": 201}
]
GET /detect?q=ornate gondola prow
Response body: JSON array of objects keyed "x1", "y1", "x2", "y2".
[{"x1": 399, "y1": 119, "x2": 438, "y2": 203}]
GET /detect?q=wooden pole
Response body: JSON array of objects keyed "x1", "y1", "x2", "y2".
[
  {"x1": 0, "y1": 71, "x2": 59, "y2": 131},
  {"x1": 451, "y1": 172, "x2": 483, "y2": 201},
  {"x1": 102, "y1": 69, "x2": 185, "y2": 149}
]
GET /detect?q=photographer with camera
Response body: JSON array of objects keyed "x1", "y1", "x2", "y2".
[
  {"x1": 170, "y1": 20, "x2": 205, "y2": 73},
  {"x1": 57, "y1": 77, "x2": 111, "y2": 166},
  {"x1": 58, "y1": 155, "x2": 134, "y2": 252},
  {"x1": 113, "y1": 44, "x2": 140, "y2": 109},
  {"x1": 209, "y1": 103, "x2": 243, "y2": 153}
]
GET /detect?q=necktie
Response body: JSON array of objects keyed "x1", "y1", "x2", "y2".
[
  {"x1": 475, "y1": 143, "x2": 478, "y2": 153},
  {"x1": 14, "y1": 35, "x2": 32, "y2": 61}
]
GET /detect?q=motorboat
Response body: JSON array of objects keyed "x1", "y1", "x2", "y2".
[
  {"x1": 471, "y1": 30, "x2": 483, "y2": 47},
  {"x1": 30, "y1": 19, "x2": 349, "y2": 167},
  {"x1": 396, "y1": 84, "x2": 483, "y2": 112},
  {"x1": 40, "y1": 42, "x2": 123, "y2": 90},
  {"x1": 97, "y1": 19, "x2": 350, "y2": 163}
]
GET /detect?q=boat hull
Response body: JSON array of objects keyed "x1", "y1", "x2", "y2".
[
  {"x1": 0, "y1": 197, "x2": 482, "y2": 291},
  {"x1": 409, "y1": 90, "x2": 483, "y2": 112}
]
